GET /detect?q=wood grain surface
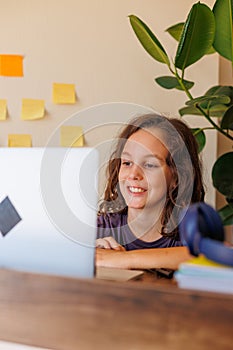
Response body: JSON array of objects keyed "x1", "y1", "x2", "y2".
[{"x1": 0, "y1": 268, "x2": 232, "y2": 350}]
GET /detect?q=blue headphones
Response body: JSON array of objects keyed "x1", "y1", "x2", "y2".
[{"x1": 179, "y1": 202, "x2": 233, "y2": 267}]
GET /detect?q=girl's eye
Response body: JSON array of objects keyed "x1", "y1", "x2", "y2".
[
  {"x1": 144, "y1": 163, "x2": 159, "y2": 169},
  {"x1": 121, "y1": 160, "x2": 132, "y2": 166}
]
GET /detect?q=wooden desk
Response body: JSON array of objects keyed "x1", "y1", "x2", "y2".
[{"x1": 0, "y1": 268, "x2": 232, "y2": 350}]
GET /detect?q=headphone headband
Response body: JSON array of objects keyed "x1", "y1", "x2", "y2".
[{"x1": 179, "y1": 202, "x2": 233, "y2": 267}]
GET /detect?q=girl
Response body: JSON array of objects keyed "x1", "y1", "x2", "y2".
[{"x1": 96, "y1": 113, "x2": 205, "y2": 270}]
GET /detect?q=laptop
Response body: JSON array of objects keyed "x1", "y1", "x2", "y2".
[{"x1": 0, "y1": 147, "x2": 99, "y2": 278}]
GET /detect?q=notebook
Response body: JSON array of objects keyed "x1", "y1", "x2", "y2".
[
  {"x1": 0, "y1": 147, "x2": 99, "y2": 278},
  {"x1": 96, "y1": 267, "x2": 144, "y2": 281}
]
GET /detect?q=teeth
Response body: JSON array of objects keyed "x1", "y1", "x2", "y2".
[{"x1": 129, "y1": 186, "x2": 145, "y2": 193}]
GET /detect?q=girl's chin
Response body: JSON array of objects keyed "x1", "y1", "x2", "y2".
[
  {"x1": 126, "y1": 200, "x2": 146, "y2": 210},
  {"x1": 124, "y1": 195, "x2": 147, "y2": 208}
]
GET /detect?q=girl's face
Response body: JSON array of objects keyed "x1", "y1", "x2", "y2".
[{"x1": 118, "y1": 128, "x2": 173, "y2": 211}]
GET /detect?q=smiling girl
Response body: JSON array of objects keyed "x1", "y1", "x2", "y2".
[{"x1": 96, "y1": 113, "x2": 205, "y2": 270}]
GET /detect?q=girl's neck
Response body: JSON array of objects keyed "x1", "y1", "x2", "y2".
[{"x1": 127, "y1": 207, "x2": 163, "y2": 242}]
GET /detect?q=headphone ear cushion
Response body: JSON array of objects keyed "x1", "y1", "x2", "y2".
[
  {"x1": 179, "y1": 202, "x2": 224, "y2": 256},
  {"x1": 197, "y1": 202, "x2": 224, "y2": 241},
  {"x1": 180, "y1": 202, "x2": 233, "y2": 267}
]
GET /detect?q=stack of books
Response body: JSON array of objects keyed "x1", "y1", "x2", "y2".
[{"x1": 174, "y1": 255, "x2": 233, "y2": 294}]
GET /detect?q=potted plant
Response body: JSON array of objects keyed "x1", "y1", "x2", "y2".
[{"x1": 129, "y1": 0, "x2": 233, "y2": 225}]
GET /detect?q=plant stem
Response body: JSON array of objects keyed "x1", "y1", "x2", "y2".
[
  {"x1": 193, "y1": 127, "x2": 215, "y2": 135},
  {"x1": 172, "y1": 67, "x2": 233, "y2": 141},
  {"x1": 195, "y1": 105, "x2": 233, "y2": 141},
  {"x1": 174, "y1": 69, "x2": 194, "y2": 100},
  {"x1": 173, "y1": 68, "x2": 233, "y2": 142}
]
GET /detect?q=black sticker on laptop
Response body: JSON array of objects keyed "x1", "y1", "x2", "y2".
[{"x1": 0, "y1": 196, "x2": 22, "y2": 237}]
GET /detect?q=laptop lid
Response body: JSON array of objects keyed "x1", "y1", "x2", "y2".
[{"x1": 0, "y1": 147, "x2": 99, "y2": 278}]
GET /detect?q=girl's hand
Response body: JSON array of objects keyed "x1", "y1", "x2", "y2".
[{"x1": 96, "y1": 237, "x2": 126, "y2": 251}]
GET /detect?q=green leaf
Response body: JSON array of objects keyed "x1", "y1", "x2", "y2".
[
  {"x1": 166, "y1": 23, "x2": 184, "y2": 41},
  {"x1": 179, "y1": 101, "x2": 229, "y2": 118},
  {"x1": 206, "y1": 46, "x2": 216, "y2": 55},
  {"x1": 186, "y1": 95, "x2": 231, "y2": 107},
  {"x1": 205, "y1": 96, "x2": 231, "y2": 108},
  {"x1": 204, "y1": 85, "x2": 233, "y2": 106},
  {"x1": 221, "y1": 105, "x2": 233, "y2": 129},
  {"x1": 129, "y1": 15, "x2": 170, "y2": 65},
  {"x1": 218, "y1": 204, "x2": 233, "y2": 226},
  {"x1": 179, "y1": 104, "x2": 229, "y2": 117},
  {"x1": 206, "y1": 85, "x2": 233, "y2": 96},
  {"x1": 185, "y1": 96, "x2": 211, "y2": 106},
  {"x1": 212, "y1": 152, "x2": 233, "y2": 198},
  {"x1": 166, "y1": 21, "x2": 215, "y2": 54},
  {"x1": 208, "y1": 104, "x2": 229, "y2": 117},
  {"x1": 213, "y1": 0, "x2": 233, "y2": 62},
  {"x1": 175, "y1": 3, "x2": 215, "y2": 70},
  {"x1": 205, "y1": 85, "x2": 222, "y2": 96},
  {"x1": 179, "y1": 105, "x2": 204, "y2": 116},
  {"x1": 213, "y1": 86, "x2": 233, "y2": 104},
  {"x1": 155, "y1": 76, "x2": 194, "y2": 90},
  {"x1": 192, "y1": 128, "x2": 206, "y2": 152}
]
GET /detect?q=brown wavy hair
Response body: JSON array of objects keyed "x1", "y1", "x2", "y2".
[{"x1": 99, "y1": 113, "x2": 205, "y2": 237}]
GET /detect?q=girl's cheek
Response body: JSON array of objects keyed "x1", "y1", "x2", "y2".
[{"x1": 119, "y1": 168, "x2": 127, "y2": 180}]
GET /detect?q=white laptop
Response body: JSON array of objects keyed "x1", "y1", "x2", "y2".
[{"x1": 0, "y1": 147, "x2": 99, "y2": 278}]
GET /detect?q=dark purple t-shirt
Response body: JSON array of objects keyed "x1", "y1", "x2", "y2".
[{"x1": 97, "y1": 212, "x2": 183, "y2": 251}]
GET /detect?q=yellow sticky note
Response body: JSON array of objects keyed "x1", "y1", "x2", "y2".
[
  {"x1": 0, "y1": 99, "x2": 7, "y2": 120},
  {"x1": 0, "y1": 54, "x2": 24, "y2": 76},
  {"x1": 21, "y1": 98, "x2": 45, "y2": 120},
  {"x1": 8, "y1": 134, "x2": 32, "y2": 147},
  {"x1": 60, "y1": 126, "x2": 84, "y2": 147},
  {"x1": 53, "y1": 83, "x2": 76, "y2": 104}
]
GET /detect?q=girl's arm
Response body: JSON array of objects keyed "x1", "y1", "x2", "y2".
[{"x1": 96, "y1": 246, "x2": 192, "y2": 270}]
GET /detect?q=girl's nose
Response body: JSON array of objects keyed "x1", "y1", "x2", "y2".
[{"x1": 128, "y1": 164, "x2": 143, "y2": 180}]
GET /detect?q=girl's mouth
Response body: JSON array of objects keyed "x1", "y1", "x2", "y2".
[{"x1": 128, "y1": 186, "x2": 146, "y2": 193}]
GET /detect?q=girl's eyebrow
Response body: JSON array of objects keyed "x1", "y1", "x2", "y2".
[
  {"x1": 121, "y1": 151, "x2": 131, "y2": 158},
  {"x1": 121, "y1": 151, "x2": 165, "y2": 162}
]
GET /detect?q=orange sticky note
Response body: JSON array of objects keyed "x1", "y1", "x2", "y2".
[
  {"x1": 21, "y1": 98, "x2": 45, "y2": 120},
  {"x1": 0, "y1": 99, "x2": 7, "y2": 120},
  {"x1": 0, "y1": 54, "x2": 24, "y2": 77},
  {"x1": 60, "y1": 126, "x2": 84, "y2": 147},
  {"x1": 53, "y1": 83, "x2": 76, "y2": 104},
  {"x1": 8, "y1": 134, "x2": 32, "y2": 147}
]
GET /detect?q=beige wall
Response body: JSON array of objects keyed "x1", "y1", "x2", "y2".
[{"x1": 0, "y1": 0, "x2": 218, "y2": 204}]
